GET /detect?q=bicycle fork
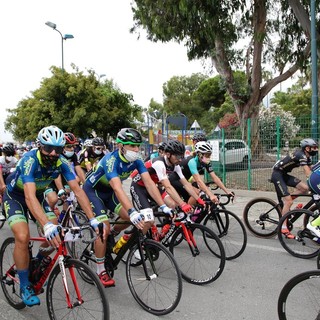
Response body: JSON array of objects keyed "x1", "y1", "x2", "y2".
[
  {"x1": 181, "y1": 224, "x2": 199, "y2": 256},
  {"x1": 59, "y1": 256, "x2": 83, "y2": 309}
]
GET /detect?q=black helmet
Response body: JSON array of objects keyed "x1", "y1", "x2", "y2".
[
  {"x1": 164, "y1": 140, "x2": 185, "y2": 155},
  {"x1": 158, "y1": 142, "x2": 167, "y2": 151},
  {"x1": 192, "y1": 133, "x2": 207, "y2": 143},
  {"x1": 300, "y1": 138, "x2": 318, "y2": 149},
  {"x1": 116, "y1": 128, "x2": 142, "y2": 145},
  {"x1": 92, "y1": 137, "x2": 105, "y2": 146},
  {"x1": 2, "y1": 144, "x2": 15, "y2": 156}
]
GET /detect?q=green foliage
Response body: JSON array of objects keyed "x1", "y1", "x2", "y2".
[{"x1": 5, "y1": 66, "x2": 142, "y2": 141}]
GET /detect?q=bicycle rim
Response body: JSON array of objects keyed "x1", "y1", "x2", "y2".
[
  {"x1": 0, "y1": 237, "x2": 25, "y2": 309},
  {"x1": 170, "y1": 223, "x2": 226, "y2": 285},
  {"x1": 204, "y1": 209, "x2": 247, "y2": 260},
  {"x1": 278, "y1": 209, "x2": 320, "y2": 259},
  {"x1": 46, "y1": 258, "x2": 109, "y2": 320},
  {"x1": 126, "y1": 239, "x2": 182, "y2": 316},
  {"x1": 243, "y1": 197, "x2": 281, "y2": 238},
  {"x1": 278, "y1": 270, "x2": 320, "y2": 320}
]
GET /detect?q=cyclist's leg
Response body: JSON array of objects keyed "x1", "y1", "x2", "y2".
[{"x1": 3, "y1": 193, "x2": 40, "y2": 306}]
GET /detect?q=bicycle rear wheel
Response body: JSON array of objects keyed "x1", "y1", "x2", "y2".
[
  {"x1": 126, "y1": 239, "x2": 182, "y2": 316},
  {"x1": 0, "y1": 237, "x2": 25, "y2": 309},
  {"x1": 243, "y1": 197, "x2": 281, "y2": 238},
  {"x1": 204, "y1": 208, "x2": 247, "y2": 260},
  {"x1": 169, "y1": 223, "x2": 226, "y2": 285},
  {"x1": 278, "y1": 270, "x2": 320, "y2": 320},
  {"x1": 277, "y1": 209, "x2": 320, "y2": 259},
  {"x1": 46, "y1": 258, "x2": 109, "y2": 320}
]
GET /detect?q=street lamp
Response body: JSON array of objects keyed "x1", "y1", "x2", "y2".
[{"x1": 45, "y1": 21, "x2": 74, "y2": 70}]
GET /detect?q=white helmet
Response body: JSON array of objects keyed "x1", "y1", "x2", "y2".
[{"x1": 195, "y1": 141, "x2": 212, "y2": 153}]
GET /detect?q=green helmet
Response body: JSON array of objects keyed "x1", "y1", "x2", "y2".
[{"x1": 116, "y1": 128, "x2": 142, "y2": 145}]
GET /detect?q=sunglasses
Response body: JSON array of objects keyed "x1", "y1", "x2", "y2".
[
  {"x1": 94, "y1": 147, "x2": 104, "y2": 150},
  {"x1": 41, "y1": 144, "x2": 64, "y2": 154},
  {"x1": 174, "y1": 154, "x2": 184, "y2": 160}
]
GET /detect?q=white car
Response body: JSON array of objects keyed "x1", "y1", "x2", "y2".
[{"x1": 208, "y1": 139, "x2": 250, "y2": 165}]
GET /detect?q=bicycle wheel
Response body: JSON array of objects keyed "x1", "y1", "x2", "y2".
[
  {"x1": 46, "y1": 258, "x2": 109, "y2": 320},
  {"x1": 278, "y1": 270, "x2": 320, "y2": 320},
  {"x1": 126, "y1": 239, "x2": 182, "y2": 316},
  {"x1": 243, "y1": 197, "x2": 281, "y2": 238},
  {"x1": 169, "y1": 223, "x2": 226, "y2": 285},
  {"x1": 278, "y1": 209, "x2": 320, "y2": 259},
  {"x1": 204, "y1": 208, "x2": 247, "y2": 260},
  {"x1": 0, "y1": 237, "x2": 25, "y2": 309}
]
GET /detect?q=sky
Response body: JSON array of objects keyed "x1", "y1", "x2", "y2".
[{"x1": 0, "y1": 1, "x2": 206, "y2": 143}]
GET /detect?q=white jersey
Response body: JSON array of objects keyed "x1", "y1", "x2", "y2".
[{"x1": 0, "y1": 156, "x2": 18, "y2": 175}]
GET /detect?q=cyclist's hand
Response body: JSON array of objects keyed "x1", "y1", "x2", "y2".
[
  {"x1": 129, "y1": 210, "x2": 145, "y2": 230},
  {"x1": 228, "y1": 191, "x2": 235, "y2": 202},
  {"x1": 160, "y1": 204, "x2": 174, "y2": 217},
  {"x1": 58, "y1": 189, "x2": 67, "y2": 199},
  {"x1": 43, "y1": 222, "x2": 61, "y2": 248},
  {"x1": 210, "y1": 195, "x2": 219, "y2": 204},
  {"x1": 180, "y1": 202, "x2": 193, "y2": 214},
  {"x1": 89, "y1": 218, "x2": 107, "y2": 240},
  {"x1": 196, "y1": 197, "x2": 206, "y2": 206}
]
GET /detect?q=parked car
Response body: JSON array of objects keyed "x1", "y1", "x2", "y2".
[{"x1": 208, "y1": 139, "x2": 250, "y2": 165}]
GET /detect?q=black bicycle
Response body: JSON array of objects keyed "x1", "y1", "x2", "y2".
[
  {"x1": 278, "y1": 269, "x2": 320, "y2": 320},
  {"x1": 72, "y1": 220, "x2": 183, "y2": 316}
]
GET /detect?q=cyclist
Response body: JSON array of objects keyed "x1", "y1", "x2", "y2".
[
  {"x1": 130, "y1": 139, "x2": 204, "y2": 214},
  {"x1": 169, "y1": 141, "x2": 233, "y2": 205},
  {"x1": 145, "y1": 142, "x2": 167, "y2": 161},
  {"x1": 83, "y1": 128, "x2": 172, "y2": 287},
  {"x1": 78, "y1": 137, "x2": 106, "y2": 173},
  {"x1": 192, "y1": 132, "x2": 207, "y2": 148},
  {"x1": 2, "y1": 125, "x2": 104, "y2": 307},
  {"x1": 0, "y1": 144, "x2": 18, "y2": 182},
  {"x1": 271, "y1": 138, "x2": 318, "y2": 237}
]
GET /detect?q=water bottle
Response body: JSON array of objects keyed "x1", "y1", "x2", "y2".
[
  {"x1": 113, "y1": 234, "x2": 130, "y2": 254},
  {"x1": 160, "y1": 224, "x2": 171, "y2": 239},
  {"x1": 151, "y1": 225, "x2": 159, "y2": 241}
]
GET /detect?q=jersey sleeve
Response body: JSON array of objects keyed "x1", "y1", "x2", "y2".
[
  {"x1": 174, "y1": 165, "x2": 186, "y2": 180},
  {"x1": 19, "y1": 156, "x2": 38, "y2": 184},
  {"x1": 187, "y1": 158, "x2": 200, "y2": 175},
  {"x1": 60, "y1": 158, "x2": 77, "y2": 181},
  {"x1": 136, "y1": 159, "x2": 148, "y2": 174},
  {"x1": 152, "y1": 160, "x2": 168, "y2": 181}
]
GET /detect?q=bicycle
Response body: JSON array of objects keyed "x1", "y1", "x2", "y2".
[
  {"x1": 191, "y1": 191, "x2": 247, "y2": 260},
  {"x1": 278, "y1": 269, "x2": 320, "y2": 320},
  {"x1": 243, "y1": 190, "x2": 316, "y2": 238},
  {"x1": 0, "y1": 225, "x2": 109, "y2": 319},
  {"x1": 148, "y1": 209, "x2": 226, "y2": 285},
  {"x1": 72, "y1": 217, "x2": 183, "y2": 316}
]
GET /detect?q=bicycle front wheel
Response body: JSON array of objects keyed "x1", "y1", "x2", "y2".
[
  {"x1": 169, "y1": 223, "x2": 226, "y2": 285},
  {"x1": 126, "y1": 239, "x2": 182, "y2": 316},
  {"x1": 278, "y1": 209, "x2": 320, "y2": 259},
  {"x1": 243, "y1": 197, "x2": 281, "y2": 238},
  {"x1": 278, "y1": 270, "x2": 320, "y2": 320},
  {"x1": 204, "y1": 208, "x2": 247, "y2": 260},
  {"x1": 46, "y1": 258, "x2": 109, "y2": 320},
  {"x1": 0, "y1": 237, "x2": 25, "y2": 310}
]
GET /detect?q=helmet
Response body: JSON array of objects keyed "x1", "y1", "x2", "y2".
[
  {"x1": 2, "y1": 144, "x2": 15, "y2": 156},
  {"x1": 158, "y1": 142, "x2": 167, "y2": 151},
  {"x1": 92, "y1": 137, "x2": 105, "y2": 146},
  {"x1": 195, "y1": 141, "x2": 212, "y2": 154},
  {"x1": 84, "y1": 139, "x2": 93, "y2": 147},
  {"x1": 192, "y1": 133, "x2": 207, "y2": 143},
  {"x1": 25, "y1": 145, "x2": 32, "y2": 151},
  {"x1": 38, "y1": 126, "x2": 65, "y2": 146},
  {"x1": 116, "y1": 128, "x2": 142, "y2": 145},
  {"x1": 65, "y1": 132, "x2": 77, "y2": 145},
  {"x1": 300, "y1": 138, "x2": 318, "y2": 149},
  {"x1": 164, "y1": 140, "x2": 185, "y2": 155}
]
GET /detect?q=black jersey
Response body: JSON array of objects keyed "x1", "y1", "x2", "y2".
[{"x1": 273, "y1": 149, "x2": 311, "y2": 173}]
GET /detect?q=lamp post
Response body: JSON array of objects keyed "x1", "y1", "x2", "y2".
[{"x1": 45, "y1": 21, "x2": 74, "y2": 70}]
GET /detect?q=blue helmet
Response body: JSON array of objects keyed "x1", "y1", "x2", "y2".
[{"x1": 37, "y1": 126, "x2": 65, "y2": 146}]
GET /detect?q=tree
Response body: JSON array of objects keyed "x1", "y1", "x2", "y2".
[
  {"x1": 5, "y1": 66, "x2": 142, "y2": 142},
  {"x1": 130, "y1": 0, "x2": 315, "y2": 151}
]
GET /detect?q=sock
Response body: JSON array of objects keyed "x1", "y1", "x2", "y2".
[
  {"x1": 17, "y1": 269, "x2": 30, "y2": 288},
  {"x1": 96, "y1": 257, "x2": 105, "y2": 274}
]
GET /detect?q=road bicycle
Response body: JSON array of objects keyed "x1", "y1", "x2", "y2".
[
  {"x1": 148, "y1": 209, "x2": 226, "y2": 285},
  {"x1": 243, "y1": 191, "x2": 316, "y2": 238},
  {"x1": 0, "y1": 225, "x2": 109, "y2": 319},
  {"x1": 72, "y1": 217, "x2": 183, "y2": 316},
  {"x1": 278, "y1": 269, "x2": 320, "y2": 320},
  {"x1": 191, "y1": 192, "x2": 247, "y2": 260}
]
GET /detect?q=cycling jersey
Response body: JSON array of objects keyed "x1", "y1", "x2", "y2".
[
  {"x1": 78, "y1": 148, "x2": 105, "y2": 171},
  {"x1": 273, "y1": 149, "x2": 312, "y2": 172},
  {"x1": 0, "y1": 155, "x2": 18, "y2": 179},
  {"x1": 177, "y1": 155, "x2": 213, "y2": 181}
]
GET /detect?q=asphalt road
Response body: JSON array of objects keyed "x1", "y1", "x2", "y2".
[{"x1": 0, "y1": 181, "x2": 316, "y2": 320}]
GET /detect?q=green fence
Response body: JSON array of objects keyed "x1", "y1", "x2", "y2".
[{"x1": 205, "y1": 115, "x2": 318, "y2": 191}]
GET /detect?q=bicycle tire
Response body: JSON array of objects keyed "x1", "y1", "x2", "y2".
[
  {"x1": 46, "y1": 258, "x2": 109, "y2": 320},
  {"x1": 126, "y1": 239, "x2": 182, "y2": 316},
  {"x1": 278, "y1": 270, "x2": 320, "y2": 320},
  {"x1": 203, "y1": 208, "x2": 247, "y2": 260},
  {"x1": 317, "y1": 250, "x2": 320, "y2": 269},
  {"x1": 169, "y1": 223, "x2": 226, "y2": 285},
  {"x1": 243, "y1": 197, "x2": 281, "y2": 238},
  {"x1": 0, "y1": 237, "x2": 26, "y2": 309},
  {"x1": 277, "y1": 209, "x2": 320, "y2": 259}
]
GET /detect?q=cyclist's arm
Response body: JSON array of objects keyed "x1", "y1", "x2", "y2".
[
  {"x1": 179, "y1": 177, "x2": 201, "y2": 201},
  {"x1": 0, "y1": 166, "x2": 6, "y2": 193},
  {"x1": 161, "y1": 178, "x2": 186, "y2": 207},
  {"x1": 75, "y1": 165, "x2": 86, "y2": 184},
  {"x1": 302, "y1": 165, "x2": 312, "y2": 178},
  {"x1": 208, "y1": 171, "x2": 231, "y2": 194},
  {"x1": 140, "y1": 172, "x2": 165, "y2": 207},
  {"x1": 192, "y1": 172, "x2": 219, "y2": 202},
  {"x1": 54, "y1": 174, "x2": 64, "y2": 191}
]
